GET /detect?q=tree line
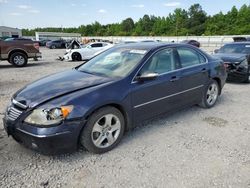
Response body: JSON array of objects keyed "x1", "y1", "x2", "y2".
[{"x1": 22, "y1": 4, "x2": 250, "y2": 37}]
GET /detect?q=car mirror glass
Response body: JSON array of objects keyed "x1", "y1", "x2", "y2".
[{"x1": 214, "y1": 49, "x2": 219, "y2": 54}]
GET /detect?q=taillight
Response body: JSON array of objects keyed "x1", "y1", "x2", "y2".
[{"x1": 34, "y1": 43, "x2": 39, "y2": 50}]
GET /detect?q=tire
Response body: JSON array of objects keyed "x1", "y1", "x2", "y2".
[
  {"x1": 80, "y1": 106, "x2": 125, "y2": 154},
  {"x1": 51, "y1": 45, "x2": 56, "y2": 49},
  {"x1": 71, "y1": 52, "x2": 82, "y2": 61},
  {"x1": 199, "y1": 80, "x2": 220, "y2": 108},
  {"x1": 9, "y1": 52, "x2": 28, "y2": 67}
]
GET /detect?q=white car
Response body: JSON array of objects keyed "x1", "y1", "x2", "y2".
[{"x1": 63, "y1": 42, "x2": 114, "y2": 61}]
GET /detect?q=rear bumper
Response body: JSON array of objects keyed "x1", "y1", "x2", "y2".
[
  {"x1": 3, "y1": 117, "x2": 83, "y2": 155},
  {"x1": 28, "y1": 52, "x2": 42, "y2": 59}
]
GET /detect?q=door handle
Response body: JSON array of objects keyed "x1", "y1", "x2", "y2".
[
  {"x1": 201, "y1": 68, "x2": 207, "y2": 73},
  {"x1": 170, "y1": 76, "x2": 179, "y2": 82}
]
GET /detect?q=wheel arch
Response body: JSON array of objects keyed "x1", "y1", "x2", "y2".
[
  {"x1": 83, "y1": 103, "x2": 131, "y2": 131},
  {"x1": 71, "y1": 51, "x2": 82, "y2": 60},
  {"x1": 8, "y1": 49, "x2": 28, "y2": 60},
  {"x1": 211, "y1": 77, "x2": 222, "y2": 95},
  {"x1": 77, "y1": 103, "x2": 131, "y2": 148}
]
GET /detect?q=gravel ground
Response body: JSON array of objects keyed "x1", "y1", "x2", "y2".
[{"x1": 0, "y1": 48, "x2": 250, "y2": 188}]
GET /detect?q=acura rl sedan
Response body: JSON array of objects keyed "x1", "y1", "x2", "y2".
[{"x1": 3, "y1": 43, "x2": 227, "y2": 154}]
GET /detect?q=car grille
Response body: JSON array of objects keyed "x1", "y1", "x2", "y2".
[
  {"x1": 7, "y1": 107, "x2": 23, "y2": 121},
  {"x1": 6, "y1": 99, "x2": 27, "y2": 121}
]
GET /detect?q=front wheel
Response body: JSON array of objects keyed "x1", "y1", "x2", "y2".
[
  {"x1": 71, "y1": 52, "x2": 82, "y2": 61},
  {"x1": 80, "y1": 107, "x2": 125, "y2": 154},
  {"x1": 199, "y1": 80, "x2": 219, "y2": 108}
]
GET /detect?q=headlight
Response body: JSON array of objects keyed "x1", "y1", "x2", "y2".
[
  {"x1": 24, "y1": 105, "x2": 73, "y2": 126},
  {"x1": 241, "y1": 59, "x2": 248, "y2": 68}
]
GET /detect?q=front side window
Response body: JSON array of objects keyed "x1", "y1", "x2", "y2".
[
  {"x1": 140, "y1": 48, "x2": 177, "y2": 75},
  {"x1": 177, "y1": 48, "x2": 205, "y2": 68},
  {"x1": 78, "y1": 47, "x2": 147, "y2": 78}
]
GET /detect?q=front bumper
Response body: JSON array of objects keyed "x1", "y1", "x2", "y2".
[
  {"x1": 227, "y1": 67, "x2": 250, "y2": 82},
  {"x1": 63, "y1": 53, "x2": 71, "y2": 61},
  {"x1": 3, "y1": 117, "x2": 83, "y2": 155}
]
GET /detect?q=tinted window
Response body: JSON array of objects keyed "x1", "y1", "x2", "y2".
[
  {"x1": 140, "y1": 48, "x2": 176, "y2": 74},
  {"x1": 91, "y1": 43, "x2": 103, "y2": 48},
  {"x1": 177, "y1": 48, "x2": 204, "y2": 68}
]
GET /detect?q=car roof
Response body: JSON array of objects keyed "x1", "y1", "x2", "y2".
[{"x1": 114, "y1": 42, "x2": 190, "y2": 51}]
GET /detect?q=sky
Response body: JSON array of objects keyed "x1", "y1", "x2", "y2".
[{"x1": 0, "y1": 0, "x2": 249, "y2": 29}]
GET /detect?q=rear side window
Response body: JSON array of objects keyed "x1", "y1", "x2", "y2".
[
  {"x1": 177, "y1": 48, "x2": 205, "y2": 68},
  {"x1": 91, "y1": 43, "x2": 103, "y2": 48}
]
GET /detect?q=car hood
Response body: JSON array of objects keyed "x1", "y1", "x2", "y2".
[
  {"x1": 13, "y1": 69, "x2": 113, "y2": 108},
  {"x1": 212, "y1": 53, "x2": 246, "y2": 64}
]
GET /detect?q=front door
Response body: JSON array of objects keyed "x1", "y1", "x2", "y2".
[{"x1": 130, "y1": 48, "x2": 183, "y2": 123}]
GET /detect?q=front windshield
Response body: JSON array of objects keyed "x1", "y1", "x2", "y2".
[
  {"x1": 219, "y1": 44, "x2": 250, "y2": 54},
  {"x1": 78, "y1": 47, "x2": 147, "y2": 78}
]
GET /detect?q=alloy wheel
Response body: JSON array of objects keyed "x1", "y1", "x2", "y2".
[
  {"x1": 91, "y1": 114, "x2": 121, "y2": 148},
  {"x1": 13, "y1": 55, "x2": 25, "y2": 65},
  {"x1": 206, "y1": 83, "x2": 219, "y2": 106}
]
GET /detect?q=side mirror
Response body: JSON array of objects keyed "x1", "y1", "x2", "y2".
[
  {"x1": 214, "y1": 49, "x2": 219, "y2": 54},
  {"x1": 136, "y1": 72, "x2": 159, "y2": 82}
]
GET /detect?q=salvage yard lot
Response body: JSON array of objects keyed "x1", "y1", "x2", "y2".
[{"x1": 0, "y1": 48, "x2": 250, "y2": 187}]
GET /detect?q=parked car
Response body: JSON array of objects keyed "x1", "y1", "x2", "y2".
[
  {"x1": 63, "y1": 42, "x2": 114, "y2": 61},
  {"x1": 46, "y1": 39, "x2": 66, "y2": 49},
  {"x1": 233, "y1": 37, "x2": 250, "y2": 42},
  {"x1": 3, "y1": 43, "x2": 227, "y2": 154},
  {"x1": 39, "y1": 39, "x2": 51, "y2": 46},
  {"x1": 181, "y1": 40, "x2": 200, "y2": 48},
  {"x1": 213, "y1": 42, "x2": 250, "y2": 83},
  {"x1": 0, "y1": 39, "x2": 41, "y2": 67}
]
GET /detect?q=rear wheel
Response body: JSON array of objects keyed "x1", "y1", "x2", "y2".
[
  {"x1": 71, "y1": 52, "x2": 82, "y2": 61},
  {"x1": 199, "y1": 80, "x2": 219, "y2": 108},
  {"x1": 80, "y1": 107, "x2": 125, "y2": 154},
  {"x1": 9, "y1": 52, "x2": 28, "y2": 67}
]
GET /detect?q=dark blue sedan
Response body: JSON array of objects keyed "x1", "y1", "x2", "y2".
[{"x1": 3, "y1": 43, "x2": 227, "y2": 154}]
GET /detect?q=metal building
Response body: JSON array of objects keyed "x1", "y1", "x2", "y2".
[
  {"x1": 35, "y1": 32, "x2": 81, "y2": 41},
  {"x1": 0, "y1": 26, "x2": 22, "y2": 38}
]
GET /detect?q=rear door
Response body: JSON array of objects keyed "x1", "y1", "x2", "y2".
[
  {"x1": 131, "y1": 48, "x2": 183, "y2": 123},
  {"x1": 176, "y1": 47, "x2": 209, "y2": 105}
]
